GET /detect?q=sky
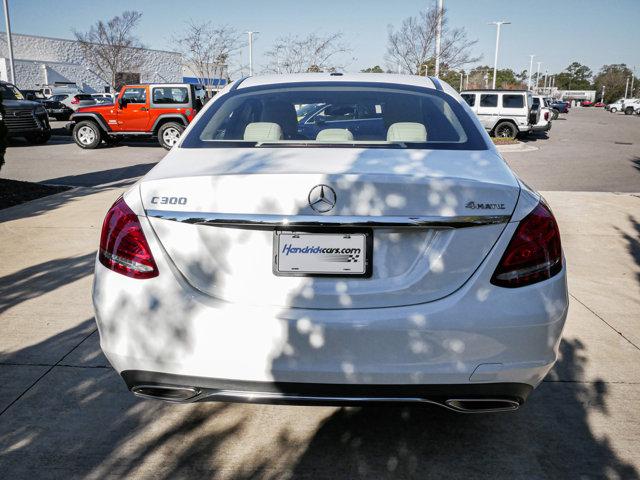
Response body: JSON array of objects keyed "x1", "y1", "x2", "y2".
[{"x1": 2, "y1": 0, "x2": 640, "y2": 76}]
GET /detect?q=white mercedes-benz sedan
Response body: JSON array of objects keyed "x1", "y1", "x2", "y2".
[{"x1": 93, "y1": 73, "x2": 568, "y2": 413}]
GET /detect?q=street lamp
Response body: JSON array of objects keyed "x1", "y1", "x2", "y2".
[
  {"x1": 434, "y1": 0, "x2": 444, "y2": 78},
  {"x1": 2, "y1": 0, "x2": 16, "y2": 84},
  {"x1": 535, "y1": 61, "x2": 542, "y2": 89},
  {"x1": 488, "y1": 21, "x2": 510, "y2": 89},
  {"x1": 528, "y1": 54, "x2": 535, "y2": 90},
  {"x1": 245, "y1": 31, "x2": 259, "y2": 76}
]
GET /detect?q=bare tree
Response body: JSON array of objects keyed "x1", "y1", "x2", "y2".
[
  {"x1": 263, "y1": 32, "x2": 352, "y2": 73},
  {"x1": 386, "y1": 6, "x2": 479, "y2": 75},
  {"x1": 173, "y1": 21, "x2": 243, "y2": 91},
  {"x1": 74, "y1": 11, "x2": 145, "y2": 90}
]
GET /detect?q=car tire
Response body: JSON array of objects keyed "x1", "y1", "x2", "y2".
[
  {"x1": 73, "y1": 120, "x2": 102, "y2": 149},
  {"x1": 624, "y1": 107, "x2": 634, "y2": 115},
  {"x1": 158, "y1": 122, "x2": 185, "y2": 150},
  {"x1": 493, "y1": 122, "x2": 517, "y2": 139},
  {"x1": 610, "y1": 107, "x2": 617, "y2": 113},
  {"x1": 25, "y1": 131, "x2": 51, "y2": 145},
  {"x1": 551, "y1": 109, "x2": 559, "y2": 120}
]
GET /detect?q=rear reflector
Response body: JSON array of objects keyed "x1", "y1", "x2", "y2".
[
  {"x1": 98, "y1": 197, "x2": 158, "y2": 279},
  {"x1": 491, "y1": 202, "x2": 562, "y2": 288}
]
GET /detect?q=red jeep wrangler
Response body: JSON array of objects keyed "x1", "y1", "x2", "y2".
[{"x1": 69, "y1": 83, "x2": 204, "y2": 150}]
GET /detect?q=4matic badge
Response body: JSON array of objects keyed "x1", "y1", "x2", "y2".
[{"x1": 465, "y1": 201, "x2": 506, "y2": 210}]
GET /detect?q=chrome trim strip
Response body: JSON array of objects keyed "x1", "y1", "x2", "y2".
[{"x1": 146, "y1": 210, "x2": 510, "y2": 229}]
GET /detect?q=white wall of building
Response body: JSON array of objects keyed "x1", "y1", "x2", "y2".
[{"x1": 0, "y1": 32, "x2": 182, "y2": 92}]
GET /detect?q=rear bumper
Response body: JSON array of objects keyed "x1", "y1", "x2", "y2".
[
  {"x1": 532, "y1": 122, "x2": 552, "y2": 132},
  {"x1": 93, "y1": 214, "x2": 569, "y2": 396},
  {"x1": 122, "y1": 370, "x2": 533, "y2": 412}
]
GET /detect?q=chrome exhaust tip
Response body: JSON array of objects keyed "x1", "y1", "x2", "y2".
[
  {"x1": 131, "y1": 385, "x2": 200, "y2": 402},
  {"x1": 444, "y1": 398, "x2": 520, "y2": 413}
]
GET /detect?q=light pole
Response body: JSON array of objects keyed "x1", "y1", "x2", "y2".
[
  {"x1": 601, "y1": 85, "x2": 606, "y2": 103},
  {"x1": 631, "y1": 67, "x2": 636, "y2": 97},
  {"x1": 528, "y1": 54, "x2": 535, "y2": 90},
  {"x1": 246, "y1": 31, "x2": 258, "y2": 76},
  {"x1": 2, "y1": 0, "x2": 16, "y2": 84},
  {"x1": 535, "y1": 61, "x2": 542, "y2": 89},
  {"x1": 434, "y1": 0, "x2": 444, "y2": 78},
  {"x1": 489, "y1": 21, "x2": 510, "y2": 89},
  {"x1": 624, "y1": 77, "x2": 629, "y2": 99}
]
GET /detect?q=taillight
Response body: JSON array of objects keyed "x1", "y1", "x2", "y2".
[
  {"x1": 98, "y1": 197, "x2": 158, "y2": 279},
  {"x1": 544, "y1": 111, "x2": 549, "y2": 121},
  {"x1": 71, "y1": 96, "x2": 79, "y2": 104},
  {"x1": 491, "y1": 202, "x2": 562, "y2": 288}
]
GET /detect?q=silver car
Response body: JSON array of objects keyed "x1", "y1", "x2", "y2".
[{"x1": 49, "y1": 93, "x2": 97, "y2": 111}]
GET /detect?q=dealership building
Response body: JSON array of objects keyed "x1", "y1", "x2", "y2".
[{"x1": 0, "y1": 32, "x2": 227, "y2": 93}]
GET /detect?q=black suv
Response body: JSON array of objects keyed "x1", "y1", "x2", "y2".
[{"x1": 0, "y1": 81, "x2": 51, "y2": 144}]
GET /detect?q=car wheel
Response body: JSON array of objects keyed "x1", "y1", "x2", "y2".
[
  {"x1": 25, "y1": 131, "x2": 51, "y2": 145},
  {"x1": 551, "y1": 109, "x2": 559, "y2": 120},
  {"x1": 158, "y1": 122, "x2": 184, "y2": 150},
  {"x1": 610, "y1": 107, "x2": 617, "y2": 113},
  {"x1": 624, "y1": 107, "x2": 634, "y2": 115},
  {"x1": 73, "y1": 121, "x2": 102, "y2": 149},
  {"x1": 493, "y1": 122, "x2": 517, "y2": 139}
]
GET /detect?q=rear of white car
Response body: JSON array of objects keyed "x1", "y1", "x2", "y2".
[{"x1": 93, "y1": 74, "x2": 568, "y2": 413}]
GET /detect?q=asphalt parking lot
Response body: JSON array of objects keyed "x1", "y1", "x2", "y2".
[{"x1": 0, "y1": 108, "x2": 639, "y2": 479}]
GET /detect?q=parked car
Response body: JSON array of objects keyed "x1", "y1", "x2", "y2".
[
  {"x1": 21, "y1": 89, "x2": 46, "y2": 102},
  {"x1": 581, "y1": 100, "x2": 593, "y2": 107},
  {"x1": 606, "y1": 99, "x2": 624, "y2": 113},
  {"x1": 93, "y1": 73, "x2": 568, "y2": 413},
  {"x1": 549, "y1": 100, "x2": 569, "y2": 114},
  {"x1": 42, "y1": 98, "x2": 73, "y2": 121},
  {"x1": 0, "y1": 81, "x2": 51, "y2": 143},
  {"x1": 296, "y1": 103, "x2": 385, "y2": 140},
  {"x1": 594, "y1": 102, "x2": 605, "y2": 108},
  {"x1": 41, "y1": 84, "x2": 83, "y2": 98},
  {"x1": 49, "y1": 93, "x2": 97, "y2": 113},
  {"x1": 460, "y1": 89, "x2": 536, "y2": 138},
  {"x1": 69, "y1": 83, "x2": 203, "y2": 150},
  {"x1": 531, "y1": 95, "x2": 552, "y2": 134}
]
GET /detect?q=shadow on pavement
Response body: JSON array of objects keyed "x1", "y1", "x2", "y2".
[
  {"x1": 0, "y1": 329, "x2": 637, "y2": 478},
  {"x1": 43, "y1": 162, "x2": 158, "y2": 187},
  {"x1": 0, "y1": 253, "x2": 95, "y2": 315}
]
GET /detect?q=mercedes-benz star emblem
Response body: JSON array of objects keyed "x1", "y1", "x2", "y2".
[{"x1": 308, "y1": 184, "x2": 337, "y2": 213}]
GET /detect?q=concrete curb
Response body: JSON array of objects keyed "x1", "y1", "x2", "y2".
[{"x1": 496, "y1": 142, "x2": 539, "y2": 153}]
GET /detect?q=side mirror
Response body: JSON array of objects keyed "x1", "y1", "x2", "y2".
[{"x1": 118, "y1": 97, "x2": 127, "y2": 108}]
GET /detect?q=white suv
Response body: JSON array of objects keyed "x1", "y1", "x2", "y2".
[
  {"x1": 622, "y1": 98, "x2": 640, "y2": 115},
  {"x1": 461, "y1": 90, "x2": 536, "y2": 139}
]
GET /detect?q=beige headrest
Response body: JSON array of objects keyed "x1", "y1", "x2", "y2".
[
  {"x1": 243, "y1": 122, "x2": 283, "y2": 142},
  {"x1": 316, "y1": 128, "x2": 354, "y2": 142},
  {"x1": 387, "y1": 122, "x2": 427, "y2": 142}
]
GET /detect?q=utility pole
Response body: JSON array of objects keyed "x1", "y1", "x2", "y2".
[
  {"x1": 465, "y1": 72, "x2": 469, "y2": 89},
  {"x1": 601, "y1": 85, "x2": 606, "y2": 103},
  {"x1": 459, "y1": 71, "x2": 463, "y2": 91},
  {"x1": 2, "y1": 0, "x2": 16, "y2": 84},
  {"x1": 246, "y1": 31, "x2": 258, "y2": 76},
  {"x1": 535, "y1": 61, "x2": 542, "y2": 89},
  {"x1": 631, "y1": 67, "x2": 635, "y2": 98},
  {"x1": 489, "y1": 21, "x2": 510, "y2": 89},
  {"x1": 434, "y1": 0, "x2": 443, "y2": 78},
  {"x1": 624, "y1": 77, "x2": 629, "y2": 99},
  {"x1": 528, "y1": 54, "x2": 535, "y2": 90}
]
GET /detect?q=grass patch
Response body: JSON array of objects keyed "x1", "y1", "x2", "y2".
[
  {"x1": 491, "y1": 137, "x2": 520, "y2": 145},
  {"x1": 0, "y1": 179, "x2": 71, "y2": 210}
]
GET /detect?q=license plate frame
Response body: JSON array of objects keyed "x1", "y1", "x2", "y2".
[{"x1": 273, "y1": 228, "x2": 373, "y2": 278}]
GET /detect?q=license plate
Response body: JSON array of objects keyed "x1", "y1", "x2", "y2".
[{"x1": 274, "y1": 231, "x2": 371, "y2": 277}]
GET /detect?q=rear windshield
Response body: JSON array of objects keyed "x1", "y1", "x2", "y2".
[
  {"x1": 182, "y1": 83, "x2": 488, "y2": 150},
  {"x1": 75, "y1": 94, "x2": 93, "y2": 100}
]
